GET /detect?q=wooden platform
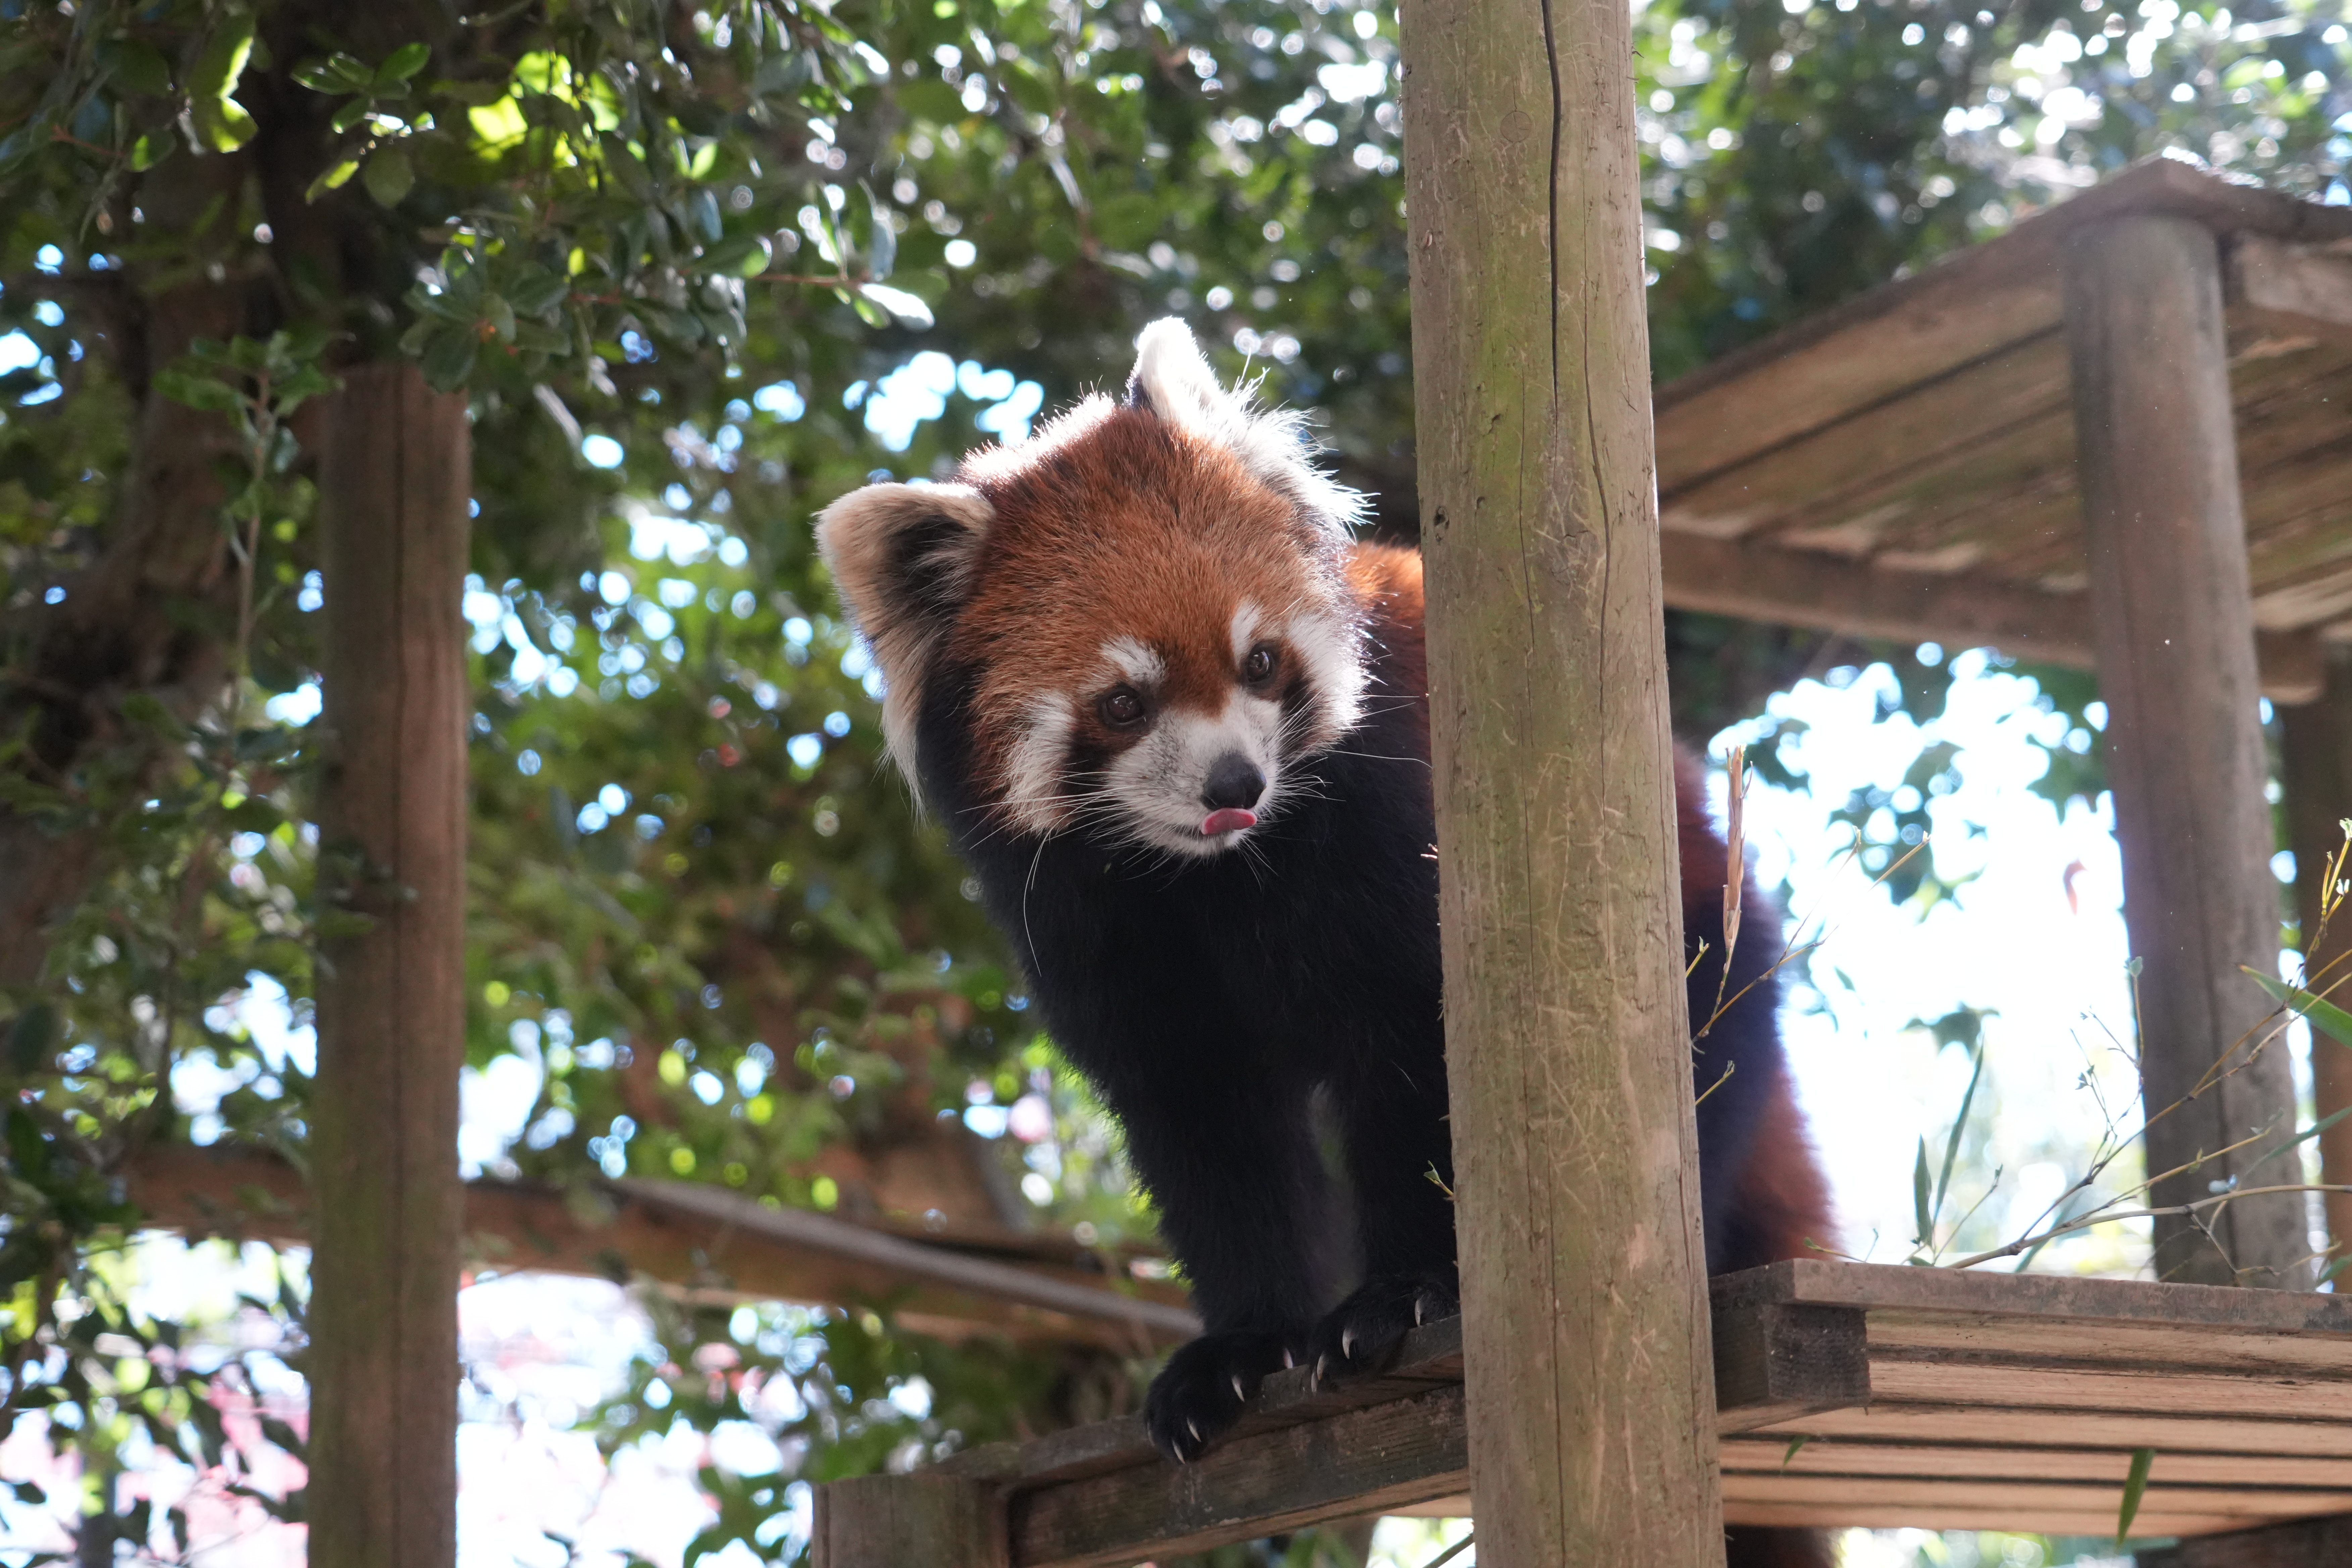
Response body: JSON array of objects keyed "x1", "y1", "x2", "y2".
[
  {"x1": 851, "y1": 1261, "x2": 2352, "y2": 1565},
  {"x1": 1650, "y1": 158, "x2": 2352, "y2": 699}
]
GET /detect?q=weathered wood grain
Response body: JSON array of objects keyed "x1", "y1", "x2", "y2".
[
  {"x1": 1401, "y1": 0, "x2": 1720, "y2": 1558},
  {"x1": 1715, "y1": 1260, "x2": 2352, "y2": 1331},
  {"x1": 2278, "y1": 647, "x2": 2352, "y2": 1267},
  {"x1": 1009, "y1": 1387, "x2": 1469, "y2": 1568},
  {"x1": 1714, "y1": 1303, "x2": 1871, "y2": 1433},
  {"x1": 2140, "y1": 1512, "x2": 2352, "y2": 1566},
  {"x1": 2231, "y1": 234, "x2": 2352, "y2": 345},
  {"x1": 816, "y1": 1474, "x2": 1006, "y2": 1568},
  {"x1": 2067, "y1": 212, "x2": 2311, "y2": 1287},
  {"x1": 308, "y1": 364, "x2": 471, "y2": 1568},
  {"x1": 1720, "y1": 1437, "x2": 2352, "y2": 1489}
]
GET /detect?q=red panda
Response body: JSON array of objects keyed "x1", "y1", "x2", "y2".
[{"x1": 818, "y1": 321, "x2": 1834, "y2": 1560}]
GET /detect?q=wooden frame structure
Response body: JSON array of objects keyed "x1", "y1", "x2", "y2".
[
  {"x1": 812, "y1": 1261, "x2": 2352, "y2": 1564},
  {"x1": 813, "y1": 161, "x2": 2352, "y2": 1562}
]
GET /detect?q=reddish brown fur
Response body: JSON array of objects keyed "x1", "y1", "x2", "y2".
[
  {"x1": 1677, "y1": 750, "x2": 1837, "y2": 1266},
  {"x1": 949, "y1": 401, "x2": 1358, "y2": 802}
]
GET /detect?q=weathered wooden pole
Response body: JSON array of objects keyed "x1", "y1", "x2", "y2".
[
  {"x1": 309, "y1": 363, "x2": 472, "y2": 1568},
  {"x1": 1403, "y1": 0, "x2": 1722, "y2": 1561},
  {"x1": 2280, "y1": 651, "x2": 2352, "y2": 1265},
  {"x1": 2065, "y1": 216, "x2": 2308, "y2": 1289}
]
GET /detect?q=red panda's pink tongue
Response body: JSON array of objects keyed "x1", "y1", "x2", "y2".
[{"x1": 1199, "y1": 808, "x2": 1259, "y2": 837}]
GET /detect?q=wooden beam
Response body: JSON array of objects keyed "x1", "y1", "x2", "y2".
[
  {"x1": 1658, "y1": 535, "x2": 2327, "y2": 700},
  {"x1": 308, "y1": 364, "x2": 470, "y2": 1568},
  {"x1": 2065, "y1": 214, "x2": 2310, "y2": 1288},
  {"x1": 814, "y1": 1475, "x2": 1006, "y2": 1568},
  {"x1": 1713, "y1": 1302, "x2": 1870, "y2": 1433},
  {"x1": 2276, "y1": 647, "x2": 2352, "y2": 1268},
  {"x1": 1402, "y1": 0, "x2": 1720, "y2": 1559},
  {"x1": 2230, "y1": 234, "x2": 2352, "y2": 348},
  {"x1": 122, "y1": 1144, "x2": 1199, "y2": 1349},
  {"x1": 2138, "y1": 1513, "x2": 2352, "y2": 1567}
]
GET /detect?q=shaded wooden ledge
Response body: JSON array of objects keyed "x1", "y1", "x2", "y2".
[
  {"x1": 816, "y1": 1260, "x2": 2352, "y2": 1565},
  {"x1": 122, "y1": 1143, "x2": 1198, "y2": 1351},
  {"x1": 1649, "y1": 159, "x2": 2352, "y2": 689}
]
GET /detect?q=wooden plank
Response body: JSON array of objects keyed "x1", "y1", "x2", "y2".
[
  {"x1": 308, "y1": 364, "x2": 471, "y2": 1568},
  {"x1": 2141, "y1": 1512, "x2": 2352, "y2": 1566},
  {"x1": 1750, "y1": 1402, "x2": 2352, "y2": 1458},
  {"x1": 1655, "y1": 159, "x2": 2352, "y2": 492},
  {"x1": 1863, "y1": 1309, "x2": 2352, "y2": 1376},
  {"x1": 1659, "y1": 331, "x2": 2071, "y2": 539},
  {"x1": 1403, "y1": 0, "x2": 1721, "y2": 1557},
  {"x1": 1713, "y1": 1303, "x2": 1871, "y2": 1433},
  {"x1": 1865, "y1": 1359, "x2": 2352, "y2": 1422},
  {"x1": 1715, "y1": 1260, "x2": 2352, "y2": 1334},
  {"x1": 1008, "y1": 1386, "x2": 1468, "y2": 1568},
  {"x1": 815, "y1": 1474, "x2": 1006, "y2": 1568},
  {"x1": 1658, "y1": 528, "x2": 2325, "y2": 700},
  {"x1": 1724, "y1": 1501, "x2": 2254, "y2": 1534},
  {"x1": 2231, "y1": 234, "x2": 2352, "y2": 346},
  {"x1": 1721, "y1": 1473, "x2": 2352, "y2": 1517},
  {"x1": 1720, "y1": 1438, "x2": 2352, "y2": 1489}
]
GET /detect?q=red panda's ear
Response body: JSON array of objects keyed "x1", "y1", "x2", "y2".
[
  {"x1": 815, "y1": 481, "x2": 992, "y2": 785},
  {"x1": 1124, "y1": 318, "x2": 1367, "y2": 540}
]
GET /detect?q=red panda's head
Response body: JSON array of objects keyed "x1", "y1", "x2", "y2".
[{"x1": 816, "y1": 319, "x2": 1367, "y2": 859}]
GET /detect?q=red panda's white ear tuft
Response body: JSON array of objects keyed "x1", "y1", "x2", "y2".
[
  {"x1": 814, "y1": 481, "x2": 994, "y2": 793},
  {"x1": 1125, "y1": 317, "x2": 1366, "y2": 541},
  {"x1": 1128, "y1": 318, "x2": 1231, "y2": 434}
]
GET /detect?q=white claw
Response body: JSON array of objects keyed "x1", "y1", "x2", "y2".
[
  {"x1": 1414, "y1": 1299, "x2": 1426, "y2": 1327},
  {"x1": 1231, "y1": 1373, "x2": 1246, "y2": 1400},
  {"x1": 1283, "y1": 1348, "x2": 1296, "y2": 1369},
  {"x1": 1187, "y1": 1418, "x2": 1202, "y2": 1442},
  {"x1": 1341, "y1": 1328, "x2": 1357, "y2": 1358}
]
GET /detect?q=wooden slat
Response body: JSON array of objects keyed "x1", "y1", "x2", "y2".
[
  {"x1": 1010, "y1": 1386, "x2": 1468, "y2": 1568},
  {"x1": 1721, "y1": 1473, "x2": 2352, "y2": 1518},
  {"x1": 1714, "y1": 1259, "x2": 2352, "y2": 1335},
  {"x1": 1714, "y1": 1303, "x2": 1871, "y2": 1432},
  {"x1": 1752, "y1": 1402, "x2": 2352, "y2": 1458},
  {"x1": 1866, "y1": 1359, "x2": 2352, "y2": 1421},
  {"x1": 1864, "y1": 1309, "x2": 2352, "y2": 1376},
  {"x1": 2230, "y1": 234, "x2": 2352, "y2": 345},
  {"x1": 1720, "y1": 1437, "x2": 2352, "y2": 1489},
  {"x1": 2140, "y1": 1512, "x2": 2352, "y2": 1567},
  {"x1": 1658, "y1": 533, "x2": 2326, "y2": 699}
]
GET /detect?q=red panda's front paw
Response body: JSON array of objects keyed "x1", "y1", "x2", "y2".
[
  {"x1": 1144, "y1": 1328, "x2": 1301, "y2": 1464},
  {"x1": 1310, "y1": 1271, "x2": 1458, "y2": 1384}
]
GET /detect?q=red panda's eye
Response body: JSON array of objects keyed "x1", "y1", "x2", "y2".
[
  {"x1": 1244, "y1": 644, "x2": 1277, "y2": 684},
  {"x1": 1099, "y1": 688, "x2": 1146, "y2": 728}
]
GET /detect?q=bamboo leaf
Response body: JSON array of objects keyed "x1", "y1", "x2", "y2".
[
  {"x1": 2116, "y1": 1447, "x2": 2155, "y2": 1545},
  {"x1": 2245, "y1": 966, "x2": 2352, "y2": 1048},
  {"x1": 1933, "y1": 1040, "x2": 1987, "y2": 1227},
  {"x1": 1912, "y1": 1136, "x2": 1932, "y2": 1250}
]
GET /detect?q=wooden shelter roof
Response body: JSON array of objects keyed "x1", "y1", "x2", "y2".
[{"x1": 1653, "y1": 158, "x2": 2352, "y2": 700}]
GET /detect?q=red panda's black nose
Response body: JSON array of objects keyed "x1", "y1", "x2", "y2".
[{"x1": 1201, "y1": 754, "x2": 1266, "y2": 813}]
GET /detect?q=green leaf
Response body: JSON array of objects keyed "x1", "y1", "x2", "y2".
[
  {"x1": 502, "y1": 265, "x2": 569, "y2": 317},
  {"x1": 856, "y1": 283, "x2": 933, "y2": 330},
  {"x1": 190, "y1": 13, "x2": 256, "y2": 101},
  {"x1": 376, "y1": 43, "x2": 431, "y2": 86},
  {"x1": 150, "y1": 369, "x2": 245, "y2": 415},
  {"x1": 2246, "y1": 967, "x2": 2352, "y2": 1048},
  {"x1": 8, "y1": 1003, "x2": 59, "y2": 1075},
  {"x1": 363, "y1": 145, "x2": 415, "y2": 208},
  {"x1": 331, "y1": 98, "x2": 372, "y2": 135},
  {"x1": 1912, "y1": 1136, "x2": 1933, "y2": 1250},
  {"x1": 101, "y1": 40, "x2": 173, "y2": 97},
  {"x1": 417, "y1": 326, "x2": 478, "y2": 391},
  {"x1": 305, "y1": 158, "x2": 361, "y2": 203},
  {"x1": 192, "y1": 94, "x2": 258, "y2": 153},
  {"x1": 864, "y1": 185, "x2": 896, "y2": 281},
  {"x1": 2116, "y1": 1447, "x2": 2155, "y2": 1545},
  {"x1": 1932, "y1": 1041, "x2": 1986, "y2": 1229},
  {"x1": 1779, "y1": 1435, "x2": 1810, "y2": 1470},
  {"x1": 129, "y1": 133, "x2": 173, "y2": 173},
  {"x1": 484, "y1": 292, "x2": 516, "y2": 343},
  {"x1": 699, "y1": 234, "x2": 772, "y2": 279}
]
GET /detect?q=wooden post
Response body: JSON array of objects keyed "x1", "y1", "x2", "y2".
[
  {"x1": 308, "y1": 364, "x2": 471, "y2": 1568},
  {"x1": 2279, "y1": 650, "x2": 2352, "y2": 1267},
  {"x1": 1402, "y1": 0, "x2": 1723, "y2": 1560},
  {"x1": 2065, "y1": 217, "x2": 2308, "y2": 1289},
  {"x1": 814, "y1": 1474, "x2": 1004, "y2": 1568}
]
